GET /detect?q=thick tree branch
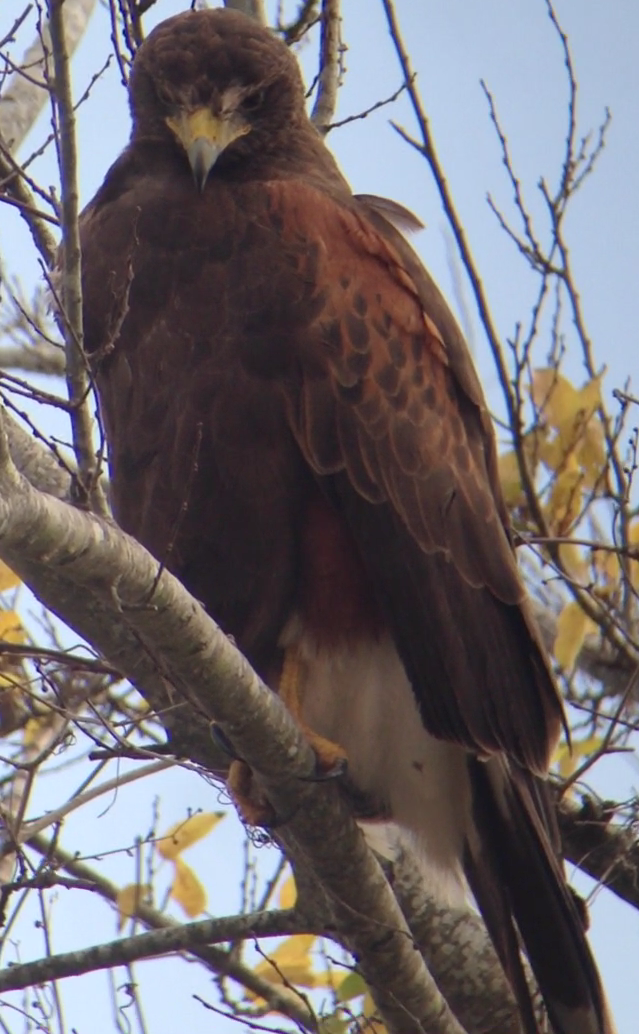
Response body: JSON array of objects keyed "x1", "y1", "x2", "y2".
[
  {"x1": 0, "y1": 408, "x2": 465, "y2": 1034},
  {"x1": 0, "y1": 908, "x2": 302, "y2": 994},
  {"x1": 2, "y1": 409, "x2": 634, "y2": 1029},
  {"x1": 389, "y1": 844, "x2": 532, "y2": 1034},
  {"x1": 0, "y1": 0, "x2": 97, "y2": 153},
  {"x1": 558, "y1": 796, "x2": 639, "y2": 910}
]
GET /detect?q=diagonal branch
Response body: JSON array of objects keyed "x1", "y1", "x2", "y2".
[
  {"x1": 3, "y1": 407, "x2": 635, "y2": 1028},
  {"x1": 0, "y1": 406, "x2": 466, "y2": 1034},
  {"x1": 47, "y1": 0, "x2": 107, "y2": 515},
  {"x1": 0, "y1": 906, "x2": 303, "y2": 994},
  {"x1": 0, "y1": 0, "x2": 97, "y2": 153},
  {"x1": 20, "y1": 833, "x2": 318, "y2": 1029}
]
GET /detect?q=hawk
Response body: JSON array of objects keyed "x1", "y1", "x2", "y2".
[{"x1": 79, "y1": 9, "x2": 611, "y2": 1033}]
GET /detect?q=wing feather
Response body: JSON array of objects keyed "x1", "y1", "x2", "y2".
[{"x1": 269, "y1": 180, "x2": 562, "y2": 773}]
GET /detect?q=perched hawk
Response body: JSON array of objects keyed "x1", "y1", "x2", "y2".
[{"x1": 80, "y1": 9, "x2": 611, "y2": 1033}]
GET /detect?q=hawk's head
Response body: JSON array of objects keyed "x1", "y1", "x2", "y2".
[{"x1": 130, "y1": 9, "x2": 308, "y2": 190}]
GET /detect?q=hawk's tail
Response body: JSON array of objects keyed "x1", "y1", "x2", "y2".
[{"x1": 464, "y1": 756, "x2": 614, "y2": 1034}]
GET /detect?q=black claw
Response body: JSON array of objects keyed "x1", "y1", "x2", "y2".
[
  {"x1": 210, "y1": 723, "x2": 242, "y2": 760},
  {"x1": 299, "y1": 755, "x2": 348, "y2": 783},
  {"x1": 263, "y1": 803, "x2": 300, "y2": 828}
]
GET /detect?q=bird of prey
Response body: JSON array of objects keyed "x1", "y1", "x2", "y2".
[{"x1": 79, "y1": 9, "x2": 611, "y2": 1034}]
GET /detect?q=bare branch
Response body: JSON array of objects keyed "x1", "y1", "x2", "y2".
[
  {"x1": 0, "y1": 908, "x2": 303, "y2": 994},
  {"x1": 0, "y1": 343, "x2": 65, "y2": 375},
  {"x1": 24, "y1": 834, "x2": 318, "y2": 1030},
  {"x1": 0, "y1": 0, "x2": 97, "y2": 153},
  {"x1": 311, "y1": 0, "x2": 341, "y2": 133},
  {"x1": 558, "y1": 796, "x2": 639, "y2": 911},
  {"x1": 380, "y1": 0, "x2": 639, "y2": 673},
  {"x1": 47, "y1": 0, "x2": 107, "y2": 515},
  {"x1": 223, "y1": 0, "x2": 267, "y2": 26},
  {"x1": 0, "y1": 408, "x2": 466, "y2": 1034},
  {"x1": 0, "y1": 145, "x2": 57, "y2": 266}
]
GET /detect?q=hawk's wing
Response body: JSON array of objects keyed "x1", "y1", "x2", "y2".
[
  {"x1": 265, "y1": 180, "x2": 608, "y2": 1034},
  {"x1": 273, "y1": 181, "x2": 563, "y2": 774}
]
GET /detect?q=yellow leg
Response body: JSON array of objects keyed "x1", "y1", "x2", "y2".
[
  {"x1": 279, "y1": 647, "x2": 347, "y2": 772},
  {"x1": 227, "y1": 758, "x2": 275, "y2": 827},
  {"x1": 226, "y1": 646, "x2": 347, "y2": 828}
]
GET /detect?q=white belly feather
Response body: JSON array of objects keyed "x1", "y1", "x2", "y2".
[{"x1": 282, "y1": 622, "x2": 471, "y2": 906}]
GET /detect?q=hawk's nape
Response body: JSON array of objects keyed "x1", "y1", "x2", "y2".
[{"x1": 78, "y1": 9, "x2": 613, "y2": 1034}]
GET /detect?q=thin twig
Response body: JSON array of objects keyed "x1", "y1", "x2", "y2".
[
  {"x1": 47, "y1": 0, "x2": 107, "y2": 515},
  {"x1": 311, "y1": 0, "x2": 341, "y2": 132}
]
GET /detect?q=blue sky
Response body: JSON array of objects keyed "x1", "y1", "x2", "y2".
[{"x1": 0, "y1": 1, "x2": 637, "y2": 1031}]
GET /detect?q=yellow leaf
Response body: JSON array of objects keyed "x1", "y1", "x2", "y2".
[
  {"x1": 531, "y1": 369, "x2": 579, "y2": 428},
  {"x1": 269, "y1": 934, "x2": 316, "y2": 968},
  {"x1": 318, "y1": 1018, "x2": 350, "y2": 1034},
  {"x1": 0, "y1": 562, "x2": 20, "y2": 592},
  {"x1": 157, "y1": 811, "x2": 224, "y2": 859},
  {"x1": 546, "y1": 461, "x2": 583, "y2": 532},
  {"x1": 553, "y1": 735, "x2": 604, "y2": 780},
  {"x1": 576, "y1": 423, "x2": 606, "y2": 489},
  {"x1": 628, "y1": 521, "x2": 639, "y2": 589},
  {"x1": 557, "y1": 542, "x2": 587, "y2": 582},
  {"x1": 532, "y1": 370, "x2": 601, "y2": 431},
  {"x1": 248, "y1": 935, "x2": 320, "y2": 999},
  {"x1": 592, "y1": 548, "x2": 621, "y2": 590},
  {"x1": 533, "y1": 371, "x2": 605, "y2": 490},
  {"x1": 337, "y1": 971, "x2": 367, "y2": 1003},
  {"x1": 278, "y1": 874, "x2": 297, "y2": 909},
  {"x1": 498, "y1": 429, "x2": 546, "y2": 509},
  {"x1": 116, "y1": 883, "x2": 151, "y2": 931},
  {"x1": 553, "y1": 601, "x2": 597, "y2": 671},
  {"x1": 23, "y1": 715, "x2": 55, "y2": 747},
  {"x1": 0, "y1": 611, "x2": 26, "y2": 644},
  {"x1": 362, "y1": 993, "x2": 387, "y2": 1030},
  {"x1": 171, "y1": 857, "x2": 207, "y2": 917},
  {"x1": 498, "y1": 450, "x2": 525, "y2": 508},
  {"x1": 574, "y1": 375, "x2": 603, "y2": 416}
]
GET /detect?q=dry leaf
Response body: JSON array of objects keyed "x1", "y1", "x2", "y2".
[
  {"x1": 531, "y1": 369, "x2": 579, "y2": 428},
  {"x1": 553, "y1": 601, "x2": 597, "y2": 671},
  {"x1": 628, "y1": 520, "x2": 639, "y2": 589},
  {"x1": 546, "y1": 461, "x2": 583, "y2": 532},
  {"x1": 0, "y1": 611, "x2": 26, "y2": 644},
  {"x1": 557, "y1": 542, "x2": 587, "y2": 582},
  {"x1": 532, "y1": 370, "x2": 606, "y2": 491},
  {"x1": 531, "y1": 370, "x2": 601, "y2": 431},
  {"x1": 278, "y1": 874, "x2": 297, "y2": 909},
  {"x1": 248, "y1": 934, "x2": 320, "y2": 999},
  {"x1": 337, "y1": 971, "x2": 367, "y2": 1003},
  {"x1": 592, "y1": 548, "x2": 621, "y2": 591},
  {"x1": 498, "y1": 449, "x2": 526, "y2": 508},
  {"x1": 157, "y1": 811, "x2": 224, "y2": 860},
  {"x1": 116, "y1": 883, "x2": 151, "y2": 930},
  {"x1": 554, "y1": 734, "x2": 604, "y2": 780},
  {"x1": 171, "y1": 857, "x2": 207, "y2": 917},
  {"x1": 0, "y1": 562, "x2": 20, "y2": 593}
]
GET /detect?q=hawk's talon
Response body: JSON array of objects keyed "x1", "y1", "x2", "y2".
[
  {"x1": 300, "y1": 754, "x2": 348, "y2": 782},
  {"x1": 211, "y1": 722, "x2": 241, "y2": 761}
]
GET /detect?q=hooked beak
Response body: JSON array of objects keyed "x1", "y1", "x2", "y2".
[
  {"x1": 166, "y1": 108, "x2": 250, "y2": 192},
  {"x1": 186, "y1": 137, "x2": 222, "y2": 192}
]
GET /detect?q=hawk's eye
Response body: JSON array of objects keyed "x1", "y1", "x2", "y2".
[
  {"x1": 155, "y1": 84, "x2": 174, "y2": 109},
  {"x1": 240, "y1": 89, "x2": 265, "y2": 114}
]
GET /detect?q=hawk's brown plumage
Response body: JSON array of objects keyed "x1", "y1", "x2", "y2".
[{"x1": 80, "y1": 10, "x2": 611, "y2": 1033}]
